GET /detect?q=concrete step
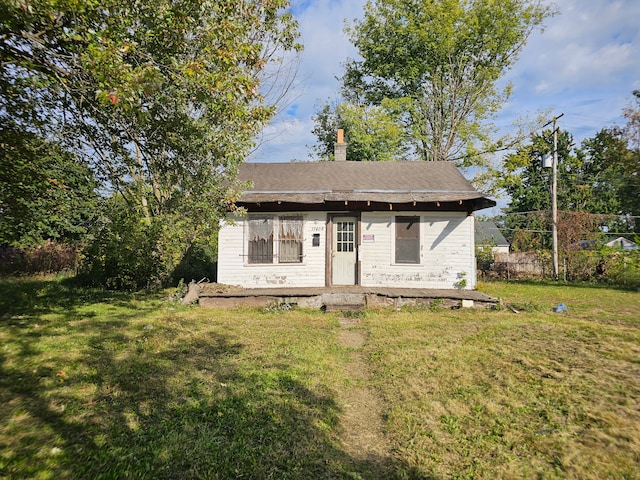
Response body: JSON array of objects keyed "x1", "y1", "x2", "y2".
[{"x1": 322, "y1": 293, "x2": 366, "y2": 312}]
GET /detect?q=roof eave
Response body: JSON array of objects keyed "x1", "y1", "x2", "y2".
[{"x1": 236, "y1": 193, "x2": 496, "y2": 212}]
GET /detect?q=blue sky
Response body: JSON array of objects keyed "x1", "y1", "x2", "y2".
[{"x1": 250, "y1": 0, "x2": 640, "y2": 164}]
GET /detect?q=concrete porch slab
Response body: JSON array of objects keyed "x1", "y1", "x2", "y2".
[{"x1": 197, "y1": 284, "x2": 498, "y2": 310}]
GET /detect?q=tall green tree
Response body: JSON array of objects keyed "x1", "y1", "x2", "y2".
[
  {"x1": 310, "y1": 100, "x2": 407, "y2": 161},
  {"x1": 498, "y1": 124, "x2": 639, "y2": 251},
  {"x1": 498, "y1": 129, "x2": 571, "y2": 250},
  {"x1": 618, "y1": 90, "x2": 640, "y2": 230},
  {"x1": 341, "y1": 0, "x2": 554, "y2": 163},
  {"x1": 1, "y1": 0, "x2": 301, "y2": 286},
  {"x1": 580, "y1": 129, "x2": 628, "y2": 219}
]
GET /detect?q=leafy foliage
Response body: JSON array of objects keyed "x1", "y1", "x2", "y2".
[
  {"x1": 1, "y1": 0, "x2": 301, "y2": 286},
  {"x1": 310, "y1": 100, "x2": 408, "y2": 161},
  {"x1": 606, "y1": 250, "x2": 640, "y2": 288},
  {"x1": 0, "y1": 122, "x2": 98, "y2": 247},
  {"x1": 78, "y1": 196, "x2": 221, "y2": 290},
  {"x1": 476, "y1": 239, "x2": 497, "y2": 276},
  {"x1": 560, "y1": 248, "x2": 640, "y2": 288},
  {"x1": 171, "y1": 237, "x2": 219, "y2": 284},
  {"x1": 341, "y1": 0, "x2": 554, "y2": 163},
  {"x1": 498, "y1": 126, "x2": 639, "y2": 251},
  {"x1": 617, "y1": 90, "x2": 640, "y2": 228},
  {"x1": 78, "y1": 197, "x2": 168, "y2": 290},
  {"x1": 492, "y1": 95, "x2": 640, "y2": 286}
]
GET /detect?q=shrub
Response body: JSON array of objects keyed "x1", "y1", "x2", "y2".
[
  {"x1": 78, "y1": 202, "x2": 167, "y2": 290},
  {"x1": 0, "y1": 246, "x2": 26, "y2": 275},
  {"x1": 605, "y1": 250, "x2": 640, "y2": 289},
  {"x1": 0, "y1": 242, "x2": 78, "y2": 276},
  {"x1": 27, "y1": 241, "x2": 79, "y2": 273},
  {"x1": 562, "y1": 248, "x2": 640, "y2": 289},
  {"x1": 475, "y1": 240, "x2": 495, "y2": 277},
  {"x1": 171, "y1": 237, "x2": 217, "y2": 285},
  {"x1": 564, "y1": 250, "x2": 601, "y2": 281},
  {"x1": 77, "y1": 198, "x2": 219, "y2": 290}
]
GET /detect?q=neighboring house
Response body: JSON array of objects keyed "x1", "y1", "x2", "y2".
[
  {"x1": 605, "y1": 236, "x2": 639, "y2": 251},
  {"x1": 475, "y1": 220, "x2": 510, "y2": 254},
  {"x1": 217, "y1": 138, "x2": 495, "y2": 290},
  {"x1": 571, "y1": 236, "x2": 638, "y2": 251}
]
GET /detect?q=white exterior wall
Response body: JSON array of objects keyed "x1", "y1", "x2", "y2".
[
  {"x1": 218, "y1": 210, "x2": 477, "y2": 289},
  {"x1": 360, "y1": 211, "x2": 476, "y2": 289},
  {"x1": 217, "y1": 212, "x2": 327, "y2": 287}
]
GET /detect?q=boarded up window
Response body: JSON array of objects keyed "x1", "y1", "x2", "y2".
[
  {"x1": 396, "y1": 216, "x2": 420, "y2": 264},
  {"x1": 278, "y1": 216, "x2": 303, "y2": 263},
  {"x1": 248, "y1": 217, "x2": 274, "y2": 264}
]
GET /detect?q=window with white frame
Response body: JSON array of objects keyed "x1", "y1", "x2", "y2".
[
  {"x1": 247, "y1": 215, "x2": 303, "y2": 264},
  {"x1": 395, "y1": 216, "x2": 420, "y2": 264}
]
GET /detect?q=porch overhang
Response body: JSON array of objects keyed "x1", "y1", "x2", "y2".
[{"x1": 236, "y1": 190, "x2": 496, "y2": 213}]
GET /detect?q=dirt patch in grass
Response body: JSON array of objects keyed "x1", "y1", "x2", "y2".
[{"x1": 336, "y1": 317, "x2": 392, "y2": 473}]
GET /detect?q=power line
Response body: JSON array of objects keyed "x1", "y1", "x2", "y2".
[
  {"x1": 497, "y1": 210, "x2": 640, "y2": 220},
  {"x1": 500, "y1": 227, "x2": 551, "y2": 234},
  {"x1": 499, "y1": 226, "x2": 639, "y2": 237}
]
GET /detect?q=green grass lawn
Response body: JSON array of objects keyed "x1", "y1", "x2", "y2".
[{"x1": 0, "y1": 277, "x2": 638, "y2": 479}]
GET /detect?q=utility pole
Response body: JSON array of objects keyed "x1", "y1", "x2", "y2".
[{"x1": 550, "y1": 113, "x2": 564, "y2": 280}]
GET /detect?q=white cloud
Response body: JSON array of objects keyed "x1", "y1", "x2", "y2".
[
  {"x1": 535, "y1": 81, "x2": 550, "y2": 94},
  {"x1": 499, "y1": 0, "x2": 640, "y2": 140},
  {"x1": 251, "y1": 0, "x2": 366, "y2": 161},
  {"x1": 251, "y1": 117, "x2": 315, "y2": 162},
  {"x1": 555, "y1": 42, "x2": 632, "y2": 85}
]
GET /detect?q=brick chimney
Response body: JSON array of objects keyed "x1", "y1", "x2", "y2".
[{"x1": 334, "y1": 128, "x2": 347, "y2": 161}]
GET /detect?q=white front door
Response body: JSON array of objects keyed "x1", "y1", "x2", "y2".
[{"x1": 332, "y1": 216, "x2": 357, "y2": 285}]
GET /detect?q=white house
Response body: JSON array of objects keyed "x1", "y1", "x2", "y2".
[
  {"x1": 475, "y1": 220, "x2": 510, "y2": 254},
  {"x1": 605, "y1": 236, "x2": 639, "y2": 251},
  {"x1": 217, "y1": 144, "x2": 496, "y2": 290}
]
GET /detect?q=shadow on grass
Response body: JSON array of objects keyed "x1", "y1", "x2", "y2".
[
  {"x1": 0, "y1": 278, "x2": 430, "y2": 479},
  {"x1": 0, "y1": 276, "x2": 161, "y2": 320}
]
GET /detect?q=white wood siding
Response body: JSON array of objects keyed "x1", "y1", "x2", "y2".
[
  {"x1": 219, "y1": 210, "x2": 476, "y2": 289},
  {"x1": 360, "y1": 211, "x2": 476, "y2": 289},
  {"x1": 217, "y1": 212, "x2": 327, "y2": 287}
]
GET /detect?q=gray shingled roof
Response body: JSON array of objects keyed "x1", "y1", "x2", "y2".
[
  {"x1": 237, "y1": 161, "x2": 495, "y2": 210},
  {"x1": 475, "y1": 221, "x2": 509, "y2": 247}
]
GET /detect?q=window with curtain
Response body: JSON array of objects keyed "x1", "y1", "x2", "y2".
[
  {"x1": 278, "y1": 216, "x2": 303, "y2": 263},
  {"x1": 247, "y1": 216, "x2": 303, "y2": 264},
  {"x1": 248, "y1": 217, "x2": 274, "y2": 264}
]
